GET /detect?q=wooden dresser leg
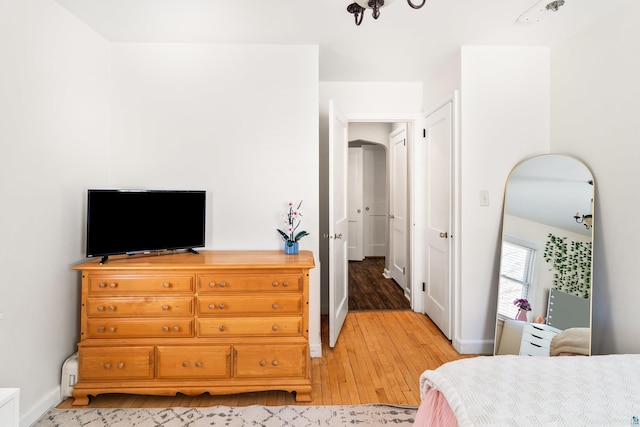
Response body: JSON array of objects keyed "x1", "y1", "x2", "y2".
[
  {"x1": 294, "y1": 389, "x2": 312, "y2": 402},
  {"x1": 71, "y1": 393, "x2": 89, "y2": 406}
]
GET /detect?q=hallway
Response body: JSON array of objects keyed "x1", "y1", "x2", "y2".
[{"x1": 349, "y1": 257, "x2": 410, "y2": 311}]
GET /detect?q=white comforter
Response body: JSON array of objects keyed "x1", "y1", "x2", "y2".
[{"x1": 419, "y1": 354, "x2": 640, "y2": 426}]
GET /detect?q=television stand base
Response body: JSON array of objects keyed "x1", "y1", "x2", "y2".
[
  {"x1": 187, "y1": 248, "x2": 200, "y2": 255},
  {"x1": 98, "y1": 256, "x2": 109, "y2": 265}
]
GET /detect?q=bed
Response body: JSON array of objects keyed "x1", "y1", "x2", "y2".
[{"x1": 414, "y1": 354, "x2": 640, "y2": 426}]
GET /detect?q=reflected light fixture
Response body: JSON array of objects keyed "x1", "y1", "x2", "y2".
[
  {"x1": 574, "y1": 212, "x2": 593, "y2": 229},
  {"x1": 347, "y1": 0, "x2": 426, "y2": 26}
]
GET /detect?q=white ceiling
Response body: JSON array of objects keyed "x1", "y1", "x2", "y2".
[{"x1": 53, "y1": 0, "x2": 631, "y2": 81}]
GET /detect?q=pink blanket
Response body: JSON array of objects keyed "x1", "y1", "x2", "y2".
[{"x1": 413, "y1": 389, "x2": 458, "y2": 427}]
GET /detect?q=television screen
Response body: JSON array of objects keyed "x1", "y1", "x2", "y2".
[{"x1": 86, "y1": 189, "x2": 206, "y2": 261}]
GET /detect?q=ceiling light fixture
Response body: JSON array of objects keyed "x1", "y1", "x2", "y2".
[
  {"x1": 347, "y1": 0, "x2": 426, "y2": 26},
  {"x1": 518, "y1": 0, "x2": 566, "y2": 23},
  {"x1": 545, "y1": 0, "x2": 565, "y2": 12}
]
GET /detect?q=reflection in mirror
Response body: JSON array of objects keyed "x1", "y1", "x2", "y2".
[{"x1": 494, "y1": 154, "x2": 594, "y2": 357}]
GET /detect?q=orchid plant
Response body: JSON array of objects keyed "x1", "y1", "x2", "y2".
[
  {"x1": 513, "y1": 298, "x2": 531, "y2": 311},
  {"x1": 277, "y1": 201, "x2": 309, "y2": 247}
]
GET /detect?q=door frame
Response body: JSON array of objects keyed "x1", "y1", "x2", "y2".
[{"x1": 342, "y1": 113, "x2": 423, "y2": 312}]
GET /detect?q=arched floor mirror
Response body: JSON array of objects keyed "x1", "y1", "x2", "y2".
[{"x1": 494, "y1": 154, "x2": 594, "y2": 357}]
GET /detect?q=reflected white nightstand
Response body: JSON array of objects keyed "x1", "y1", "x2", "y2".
[
  {"x1": 0, "y1": 388, "x2": 19, "y2": 427},
  {"x1": 519, "y1": 323, "x2": 561, "y2": 356}
]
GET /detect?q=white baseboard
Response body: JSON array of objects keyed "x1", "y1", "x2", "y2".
[
  {"x1": 383, "y1": 268, "x2": 391, "y2": 279},
  {"x1": 21, "y1": 386, "x2": 59, "y2": 427},
  {"x1": 310, "y1": 342, "x2": 322, "y2": 358},
  {"x1": 453, "y1": 337, "x2": 494, "y2": 355}
]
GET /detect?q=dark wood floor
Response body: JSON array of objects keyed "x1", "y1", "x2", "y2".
[{"x1": 349, "y1": 257, "x2": 411, "y2": 311}]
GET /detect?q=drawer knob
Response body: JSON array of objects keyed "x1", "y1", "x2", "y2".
[
  {"x1": 163, "y1": 282, "x2": 170, "y2": 288},
  {"x1": 272, "y1": 303, "x2": 279, "y2": 310},
  {"x1": 108, "y1": 306, "x2": 115, "y2": 312},
  {"x1": 272, "y1": 325, "x2": 279, "y2": 331},
  {"x1": 162, "y1": 326, "x2": 169, "y2": 332},
  {"x1": 209, "y1": 282, "x2": 215, "y2": 288},
  {"x1": 272, "y1": 281, "x2": 279, "y2": 287},
  {"x1": 218, "y1": 304, "x2": 225, "y2": 310},
  {"x1": 117, "y1": 362, "x2": 124, "y2": 369},
  {"x1": 103, "y1": 363, "x2": 111, "y2": 369},
  {"x1": 209, "y1": 304, "x2": 215, "y2": 310},
  {"x1": 109, "y1": 282, "x2": 117, "y2": 288},
  {"x1": 172, "y1": 326, "x2": 179, "y2": 332},
  {"x1": 219, "y1": 325, "x2": 226, "y2": 332},
  {"x1": 97, "y1": 327, "x2": 105, "y2": 333},
  {"x1": 182, "y1": 361, "x2": 189, "y2": 368},
  {"x1": 195, "y1": 361, "x2": 202, "y2": 368},
  {"x1": 259, "y1": 360, "x2": 266, "y2": 366},
  {"x1": 98, "y1": 282, "x2": 106, "y2": 288},
  {"x1": 97, "y1": 306, "x2": 104, "y2": 311},
  {"x1": 219, "y1": 282, "x2": 226, "y2": 288},
  {"x1": 282, "y1": 281, "x2": 289, "y2": 287},
  {"x1": 272, "y1": 360, "x2": 279, "y2": 366},
  {"x1": 108, "y1": 327, "x2": 115, "y2": 333},
  {"x1": 162, "y1": 305, "x2": 169, "y2": 311}
]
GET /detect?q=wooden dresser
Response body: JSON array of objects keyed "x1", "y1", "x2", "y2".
[{"x1": 71, "y1": 250, "x2": 315, "y2": 405}]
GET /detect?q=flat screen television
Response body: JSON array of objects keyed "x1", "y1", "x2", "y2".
[{"x1": 86, "y1": 189, "x2": 206, "y2": 263}]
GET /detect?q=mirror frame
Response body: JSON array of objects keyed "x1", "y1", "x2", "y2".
[{"x1": 494, "y1": 154, "x2": 594, "y2": 357}]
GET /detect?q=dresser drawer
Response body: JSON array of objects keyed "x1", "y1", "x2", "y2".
[
  {"x1": 87, "y1": 297, "x2": 194, "y2": 317},
  {"x1": 235, "y1": 344, "x2": 308, "y2": 378},
  {"x1": 198, "y1": 273, "x2": 302, "y2": 292},
  {"x1": 87, "y1": 319, "x2": 193, "y2": 338},
  {"x1": 519, "y1": 339, "x2": 551, "y2": 356},
  {"x1": 79, "y1": 346, "x2": 154, "y2": 380},
  {"x1": 197, "y1": 317, "x2": 302, "y2": 337},
  {"x1": 157, "y1": 345, "x2": 231, "y2": 379},
  {"x1": 523, "y1": 323, "x2": 560, "y2": 340},
  {"x1": 197, "y1": 295, "x2": 302, "y2": 316},
  {"x1": 88, "y1": 275, "x2": 194, "y2": 294}
]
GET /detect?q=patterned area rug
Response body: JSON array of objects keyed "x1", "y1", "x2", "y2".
[{"x1": 33, "y1": 404, "x2": 417, "y2": 426}]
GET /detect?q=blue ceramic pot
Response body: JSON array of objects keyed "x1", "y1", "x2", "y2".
[{"x1": 284, "y1": 241, "x2": 299, "y2": 255}]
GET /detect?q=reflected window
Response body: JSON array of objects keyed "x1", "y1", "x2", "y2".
[{"x1": 498, "y1": 240, "x2": 536, "y2": 319}]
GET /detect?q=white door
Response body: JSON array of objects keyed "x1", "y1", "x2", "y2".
[
  {"x1": 329, "y1": 100, "x2": 349, "y2": 348},
  {"x1": 423, "y1": 102, "x2": 453, "y2": 339},
  {"x1": 390, "y1": 127, "x2": 408, "y2": 292},
  {"x1": 363, "y1": 145, "x2": 387, "y2": 257},
  {"x1": 347, "y1": 147, "x2": 364, "y2": 261}
]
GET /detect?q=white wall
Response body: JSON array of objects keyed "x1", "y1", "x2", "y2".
[
  {"x1": 349, "y1": 122, "x2": 392, "y2": 147},
  {"x1": 319, "y1": 82, "x2": 423, "y2": 313},
  {"x1": 109, "y1": 42, "x2": 319, "y2": 251},
  {"x1": 0, "y1": 0, "x2": 110, "y2": 424},
  {"x1": 550, "y1": 2, "x2": 640, "y2": 354},
  {"x1": 458, "y1": 47, "x2": 551, "y2": 354}
]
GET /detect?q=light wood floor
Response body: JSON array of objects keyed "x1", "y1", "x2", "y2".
[{"x1": 58, "y1": 311, "x2": 474, "y2": 409}]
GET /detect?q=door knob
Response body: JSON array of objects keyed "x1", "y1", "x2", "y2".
[
  {"x1": 365, "y1": 207, "x2": 370, "y2": 211},
  {"x1": 357, "y1": 209, "x2": 361, "y2": 213},
  {"x1": 439, "y1": 232, "x2": 448, "y2": 238},
  {"x1": 334, "y1": 233, "x2": 343, "y2": 239}
]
